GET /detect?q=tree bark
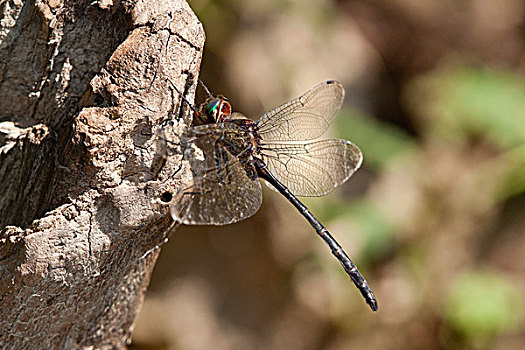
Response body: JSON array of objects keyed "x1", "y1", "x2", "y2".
[{"x1": 0, "y1": 0, "x2": 204, "y2": 348}]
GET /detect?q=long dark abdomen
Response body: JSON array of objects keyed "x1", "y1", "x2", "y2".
[{"x1": 253, "y1": 157, "x2": 378, "y2": 311}]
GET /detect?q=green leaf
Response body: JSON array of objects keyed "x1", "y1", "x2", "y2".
[
  {"x1": 335, "y1": 107, "x2": 415, "y2": 170},
  {"x1": 407, "y1": 66, "x2": 525, "y2": 148},
  {"x1": 444, "y1": 270, "x2": 521, "y2": 345}
]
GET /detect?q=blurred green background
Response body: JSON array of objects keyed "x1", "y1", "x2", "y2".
[{"x1": 132, "y1": 0, "x2": 525, "y2": 349}]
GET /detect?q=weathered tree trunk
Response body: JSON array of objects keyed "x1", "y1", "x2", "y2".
[{"x1": 0, "y1": 0, "x2": 204, "y2": 348}]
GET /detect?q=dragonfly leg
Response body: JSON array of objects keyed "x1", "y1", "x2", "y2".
[{"x1": 214, "y1": 140, "x2": 233, "y2": 184}]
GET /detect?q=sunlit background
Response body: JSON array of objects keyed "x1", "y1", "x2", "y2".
[{"x1": 132, "y1": 0, "x2": 525, "y2": 349}]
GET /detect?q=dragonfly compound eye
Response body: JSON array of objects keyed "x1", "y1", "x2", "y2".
[
  {"x1": 204, "y1": 98, "x2": 231, "y2": 123},
  {"x1": 205, "y1": 98, "x2": 221, "y2": 122}
]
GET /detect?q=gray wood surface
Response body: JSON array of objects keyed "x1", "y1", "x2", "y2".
[{"x1": 0, "y1": 0, "x2": 204, "y2": 348}]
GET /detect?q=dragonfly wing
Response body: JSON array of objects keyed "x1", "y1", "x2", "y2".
[
  {"x1": 256, "y1": 80, "x2": 344, "y2": 141},
  {"x1": 259, "y1": 139, "x2": 362, "y2": 197},
  {"x1": 170, "y1": 124, "x2": 262, "y2": 225}
]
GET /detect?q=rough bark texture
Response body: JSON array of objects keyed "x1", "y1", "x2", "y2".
[{"x1": 0, "y1": 0, "x2": 204, "y2": 348}]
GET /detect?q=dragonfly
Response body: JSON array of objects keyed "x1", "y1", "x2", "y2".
[{"x1": 168, "y1": 80, "x2": 378, "y2": 311}]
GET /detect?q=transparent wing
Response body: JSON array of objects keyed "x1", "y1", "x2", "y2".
[
  {"x1": 256, "y1": 80, "x2": 345, "y2": 141},
  {"x1": 259, "y1": 139, "x2": 362, "y2": 197},
  {"x1": 170, "y1": 124, "x2": 262, "y2": 225}
]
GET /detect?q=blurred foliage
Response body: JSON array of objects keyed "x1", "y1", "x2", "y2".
[
  {"x1": 445, "y1": 270, "x2": 521, "y2": 347},
  {"x1": 408, "y1": 66, "x2": 525, "y2": 148},
  {"x1": 500, "y1": 145, "x2": 525, "y2": 200},
  {"x1": 407, "y1": 66, "x2": 525, "y2": 201},
  {"x1": 336, "y1": 107, "x2": 415, "y2": 170},
  {"x1": 133, "y1": 1, "x2": 525, "y2": 350},
  {"x1": 346, "y1": 200, "x2": 396, "y2": 261}
]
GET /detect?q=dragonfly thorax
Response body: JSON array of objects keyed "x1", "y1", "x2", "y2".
[{"x1": 201, "y1": 96, "x2": 232, "y2": 123}]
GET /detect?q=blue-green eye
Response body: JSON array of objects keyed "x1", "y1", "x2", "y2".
[{"x1": 205, "y1": 99, "x2": 220, "y2": 119}]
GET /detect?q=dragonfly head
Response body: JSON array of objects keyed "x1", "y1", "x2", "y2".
[{"x1": 202, "y1": 97, "x2": 232, "y2": 124}]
